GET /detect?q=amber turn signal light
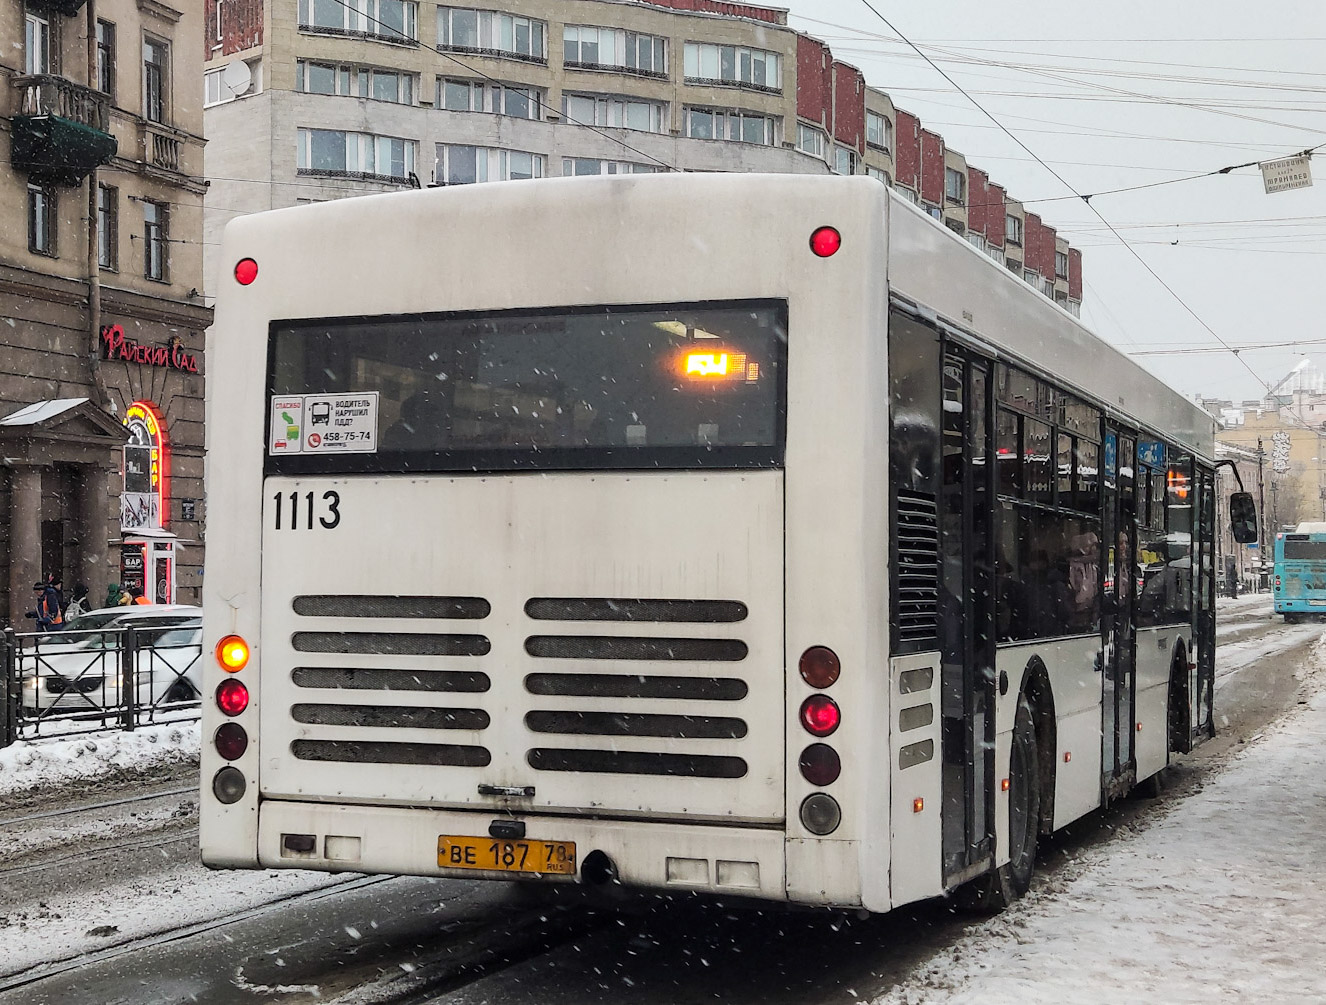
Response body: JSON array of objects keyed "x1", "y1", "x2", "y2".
[{"x1": 216, "y1": 635, "x2": 250, "y2": 672}]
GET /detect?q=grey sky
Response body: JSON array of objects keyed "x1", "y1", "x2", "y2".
[{"x1": 777, "y1": 0, "x2": 1326, "y2": 403}]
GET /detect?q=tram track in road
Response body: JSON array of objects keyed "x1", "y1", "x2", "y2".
[
  {"x1": 0, "y1": 784, "x2": 196, "y2": 829},
  {"x1": 0, "y1": 822, "x2": 198, "y2": 881}
]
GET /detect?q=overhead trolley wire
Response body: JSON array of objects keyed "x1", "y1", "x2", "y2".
[{"x1": 854, "y1": 0, "x2": 1281, "y2": 393}]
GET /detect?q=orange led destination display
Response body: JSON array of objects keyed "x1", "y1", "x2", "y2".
[{"x1": 677, "y1": 348, "x2": 761, "y2": 384}]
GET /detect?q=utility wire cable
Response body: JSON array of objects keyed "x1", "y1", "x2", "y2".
[{"x1": 856, "y1": 0, "x2": 1300, "y2": 392}]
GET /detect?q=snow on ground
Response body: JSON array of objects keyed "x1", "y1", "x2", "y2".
[
  {"x1": 872, "y1": 637, "x2": 1326, "y2": 1005},
  {"x1": 0, "y1": 721, "x2": 200, "y2": 800}
]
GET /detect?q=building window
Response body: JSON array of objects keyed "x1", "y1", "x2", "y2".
[
  {"x1": 435, "y1": 144, "x2": 545, "y2": 185},
  {"x1": 143, "y1": 200, "x2": 168, "y2": 281},
  {"x1": 865, "y1": 165, "x2": 889, "y2": 185},
  {"x1": 1041, "y1": 276, "x2": 1055, "y2": 298},
  {"x1": 925, "y1": 203, "x2": 942, "y2": 220},
  {"x1": 898, "y1": 187, "x2": 919, "y2": 205},
  {"x1": 438, "y1": 78, "x2": 542, "y2": 118},
  {"x1": 297, "y1": 62, "x2": 417, "y2": 104},
  {"x1": 562, "y1": 158, "x2": 659, "y2": 176},
  {"x1": 796, "y1": 123, "x2": 826, "y2": 160},
  {"x1": 28, "y1": 184, "x2": 56, "y2": 257},
  {"x1": 987, "y1": 245, "x2": 1005, "y2": 266},
  {"x1": 834, "y1": 146, "x2": 856, "y2": 176},
  {"x1": 437, "y1": 8, "x2": 545, "y2": 62},
  {"x1": 98, "y1": 184, "x2": 118, "y2": 270},
  {"x1": 204, "y1": 68, "x2": 226, "y2": 105},
  {"x1": 684, "y1": 107, "x2": 775, "y2": 145},
  {"x1": 143, "y1": 37, "x2": 169, "y2": 123},
  {"x1": 966, "y1": 231, "x2": 987, "y2": 253},
  {"x1": 299, "y1": 0, "x2": 418, "y2": 41},
  {"x1": 945, "y1": 166, "x2": 965, "y2": 204},
  {"x1": 297, "y1": 127, "x2": 418, "y2": 180},
  {"x1": 1006, "y1": 257, "x2": 1021, "y2": 273},
  {"x1": 215, "y1": 0, "x2": 225, "y2": 42},
  {"x1": 1023, "y1": 268, "x2": 1038, "y2": 286},
  {"x1": 866, "y1": 110, "x2": 891, "y2": 151},
  {"x1": 564, "y1": 26, "x2": 666, "y2": 76},
  {"x1": 1055, "y1": 250, "x2": 1069, "y2": 279},
  {"x1": 25, "y1": 8, "x2": 51, "y2": 75},
  {"x1": 562, "y1": 92, "x2": 665, "y2": 132},
  {"x1": 1005, "y1": 213, "x2": 1023, "y2": 244},
  {"x1": 97, "y1": 20, "x2": 116, "y2": 96},
  {"x1": 683, "y1": 42, "x2": 781, "y2": 92}
]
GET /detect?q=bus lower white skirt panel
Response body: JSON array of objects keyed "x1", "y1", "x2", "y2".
[
  {"x1": 1051, "y1": 706, "x2": 1104, "y2": 829},
  {"x1": 1134, "y1": 681, "x2": 1169, "y2": 781},
  {"x1": 256, "y1": 801, "x2": 789, "y2": 901}
]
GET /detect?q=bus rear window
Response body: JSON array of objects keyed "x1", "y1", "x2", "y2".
[
  {"x1": 1284, "y1": 540, "x2": 1326, "y2": 561},
  {"x1": 267, "y1": 301, "x2": 786, "y2": 473}
]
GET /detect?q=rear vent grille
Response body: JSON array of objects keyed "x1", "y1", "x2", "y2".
[
  {"x1": 892, "y1": 490, "x2": 940, "y2": 653},
  {"x1": 524, "y1": 673, "x2": 747, "y2": 701},
  {"x1": 525, "y1": 710, "x2": 747, "y2": 739},
  {"x1": 292, "y1": 632, "x2": 490, "y2": 656},
  {"x1": 293, "y1": 595, "x2": 491, "y2": 619},
  {"x1": 292, "y1": 703, "x2": 489, "y2": 730},
  {"x1": 525, "y1": 636, "x2": 747, "y2": 662},
  {"x1": 292, "y1": 667, "x2": 490, "y2": 693},
  {"x1": 527, "y1": 748, "x2": 746, "y2": 778},
  {"x1": 525, "y1": 598, "x2": 748, "y2": 623},
  {"x1": 292, "y1": 740, "x2": 491, "y2": 766}
]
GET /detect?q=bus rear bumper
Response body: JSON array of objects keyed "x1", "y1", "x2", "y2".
[{"x1": 255, "y1": 799, "x2": 791, "y2": 903}]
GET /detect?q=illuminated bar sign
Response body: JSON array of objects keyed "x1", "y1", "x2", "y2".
[{"x1": 101, "y1": 325, "x2": 199, "y2": 373}]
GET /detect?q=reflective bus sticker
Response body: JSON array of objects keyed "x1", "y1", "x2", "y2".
[
  {"x1": 270, "y1": 397, "x2": 304, "y2": 454},
  {"x1": 268, "y1": 393, "x2": 379, "y2": 454}
]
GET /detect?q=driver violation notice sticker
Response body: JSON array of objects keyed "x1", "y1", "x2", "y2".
[{"x1": 269, "y1": 392, "x2": 379, "y2": 454}]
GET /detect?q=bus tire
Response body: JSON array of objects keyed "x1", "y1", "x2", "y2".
[{"x1": 959, "y1": 694, "x2": 1040, "y2": 912}]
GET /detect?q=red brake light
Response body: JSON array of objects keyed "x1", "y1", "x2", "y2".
[
  {"x1": 234, "y1": 258, "x2": 259, "y2": 285},
  {"x1": 799, "y1": 743, "x2": 842, "y2": 785},
  {"x1": 214, "y1": 722, "x2": 249, "y2": 760},
  {"x1": 810, "y1": 227, "x2": 841, "y2": 258},
  {"x1": 216, "y1": 679, "x2": 250, "y2": 717},
  {"x1": 799, "y1": 646, "x2": 841, "y2": 689},
  {"x1": 800, "y1": 694, "x2": 841, "y2": 737}
]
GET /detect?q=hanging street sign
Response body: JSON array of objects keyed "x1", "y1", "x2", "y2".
[{"x1": 1260, "y1": 154, "x2": 1313, "y2": 195}]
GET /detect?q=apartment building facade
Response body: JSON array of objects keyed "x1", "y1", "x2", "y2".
[
  {"x1": 0, "y1": 0, "x2": 209, "y2": 625},
  {"x1": 202, "y1": 0, "x2": 1083, "y2": 310}
]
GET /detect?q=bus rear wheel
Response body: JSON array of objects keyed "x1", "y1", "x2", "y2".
[{"x1": 959, "y1": 694, "x2": 1040, "y2": 912}]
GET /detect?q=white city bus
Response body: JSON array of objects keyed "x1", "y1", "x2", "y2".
[{"x1": 202, "y1": 174, "x2": 1246, "y2": 912}]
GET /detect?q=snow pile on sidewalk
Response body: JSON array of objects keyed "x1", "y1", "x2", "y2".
[
  {"x1": 875, "y1": 646, "x2": 1326, "y2": 1005},
  {"x1": 0, "y1": 722, "x2": 199, "y2": 800}
]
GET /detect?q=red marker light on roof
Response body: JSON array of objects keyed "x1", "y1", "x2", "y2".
[
  {"x1": 234, "y1": 258, "x2": 259, "y2": 286},
  {"x1": 810, "y1": 227, "x2": 841, "y2": 258}
]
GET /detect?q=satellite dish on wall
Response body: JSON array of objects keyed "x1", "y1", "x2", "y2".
[{"x1": 222, "y1": 61, "x2": 253, "y2": 97}]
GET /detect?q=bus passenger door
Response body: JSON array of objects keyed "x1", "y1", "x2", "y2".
[
  {"x1": 1102, "y1": 429, "x2": 1137, "y2": 792},
  {"x1": 939, "y1": 351, "x2": 997, "y2": 882}
]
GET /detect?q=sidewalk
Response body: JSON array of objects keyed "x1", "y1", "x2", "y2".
[{"x1": 875, "y1": 637, "x2": 1326, "y2": 1005}]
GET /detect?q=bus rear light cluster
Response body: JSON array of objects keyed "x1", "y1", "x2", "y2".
[
  {"x1": 798, "y1": 645, "x2": 842, "y2": 833},
  {"x1": 216, "y1": 635, "x2": 250, "y2": 672},
  {"x1": 212, "y1": 632, "x2": 252, "y2": 801}
]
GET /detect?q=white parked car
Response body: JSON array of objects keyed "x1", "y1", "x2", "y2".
[{"x1": 21, "y1": 612, "x2": 202, "y2": 714}]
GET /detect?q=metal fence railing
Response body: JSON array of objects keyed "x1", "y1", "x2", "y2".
[{"x1": 0, "y1": 623, "x2": 202, "y2": 748}]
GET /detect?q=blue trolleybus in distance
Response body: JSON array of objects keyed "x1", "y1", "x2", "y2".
[{"x1": 1274, "y1": 523, "x2": 1326, "y2": 621}]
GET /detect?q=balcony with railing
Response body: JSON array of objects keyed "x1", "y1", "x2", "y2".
[
  {"x1": 10, "y1": 74, "x2": 117, "y2": 185},
  {"x1": 140, "y1": 121, "x2": 182, "y2": 173}
]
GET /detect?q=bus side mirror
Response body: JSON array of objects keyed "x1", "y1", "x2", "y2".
[{"x1": 1229, "y1": 492, "x2": 1258, "y2": 544}]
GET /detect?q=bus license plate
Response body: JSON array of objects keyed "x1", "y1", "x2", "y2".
[{"x1": 437, "y1": 836, "x2": 577, "y2": 875}]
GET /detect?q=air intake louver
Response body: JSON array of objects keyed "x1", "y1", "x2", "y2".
[{"x1": 893, "y1": 490, "x2": 940, "y2": 653}]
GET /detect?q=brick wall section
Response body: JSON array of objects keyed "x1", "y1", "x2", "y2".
[
  {"x1": 796, "y1": 35, "x2": 833, "y2": 128},
  {"x1": 1069, "y1": 248, "x2": 1083, "y2": 300},
  {"x1": 894, "y1": 108, "x2": 920, "y2": 190},
  {"x1": 967, "y1": 167, "x2": 990, "y2": 238},
  {"x1": 206, "y1": 0, "x2": 263, "y2": 59},
  {"x1": 920, "y1": 129, "x2": 944, "y2": 205},
  {"x1": 985, "y1": 181, "x2": 1006, "y2": 248},
  {"x1": 1024, "y1": 212, "x2": 1043, "y2": 275},
  {"x1": 832, "y1": 62, "x2": 865, "y2": 151},
  {"x1": 642, "y1": 0, "x2": 787, "y2": 24}
]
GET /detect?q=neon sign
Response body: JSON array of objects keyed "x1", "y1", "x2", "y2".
[
  {"x1": 101, "y1": 325, "x2": 199, "y2": 373},
  {"x1": 122, "y1": 400, "x2": 170, "y2": 530}
]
